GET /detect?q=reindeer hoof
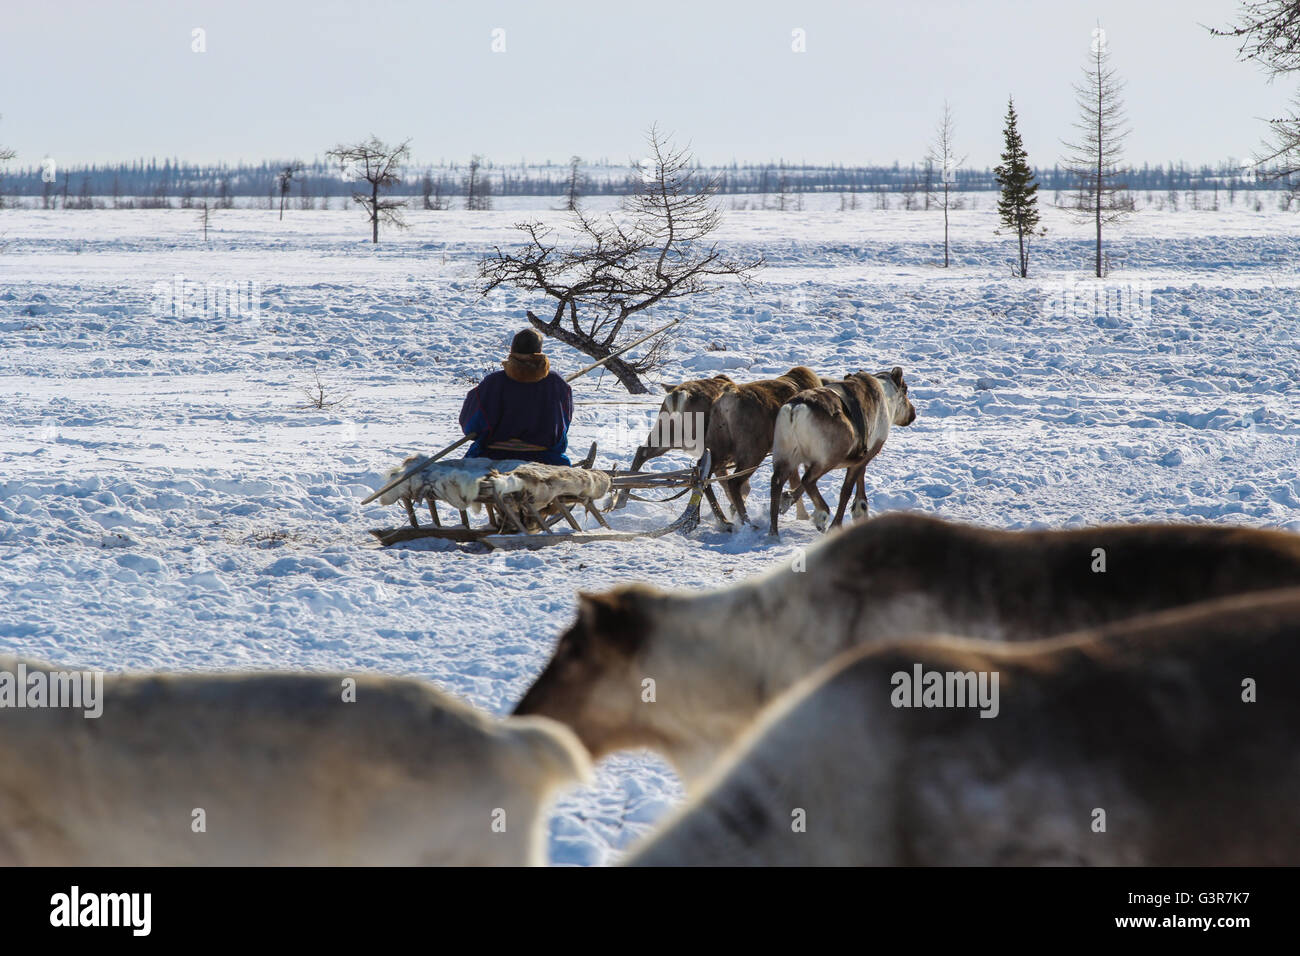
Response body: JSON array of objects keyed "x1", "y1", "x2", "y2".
[
  {"x1": 813, "y1": 509, "x2": 830, "y2": 532},
  {"x1": 850, "y1": 499, "x2": 870, "y2": 521},
  {"x1": 778, "y1": 491, "x2": 796, "y2": 516}
]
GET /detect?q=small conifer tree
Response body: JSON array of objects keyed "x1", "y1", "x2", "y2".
[{"x1": 994, "y1": 97, "x2": 1044, "y2": 278}]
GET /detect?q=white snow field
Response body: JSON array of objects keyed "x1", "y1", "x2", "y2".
[{"x1": 1, "y1": 197, "x2": 1298, "y2": 865}]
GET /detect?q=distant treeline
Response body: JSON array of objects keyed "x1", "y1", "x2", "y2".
[{"x1": 0, "y1": 156, "x2": 1291, "y2": 206}]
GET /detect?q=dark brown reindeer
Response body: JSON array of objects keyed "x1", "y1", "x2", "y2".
[
  {"x1": 613, "y1": 375, "x2": 736, "y2": 511},
  {"x1": 702, "y1": 365, "x2": 823, "y2": 529}
]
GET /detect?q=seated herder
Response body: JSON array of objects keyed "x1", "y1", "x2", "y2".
[{"x1": 459, "y1": 328, "x2": 574, "y2": 465}]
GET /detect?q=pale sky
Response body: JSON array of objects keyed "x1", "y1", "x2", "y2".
[{"x1": 1, "y1": 0, "x2": 1293, "y2": 169}]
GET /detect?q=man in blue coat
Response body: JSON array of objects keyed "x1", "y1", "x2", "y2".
[{"x1": 459, "y1": 328, "x2": 574, "y2": 465}]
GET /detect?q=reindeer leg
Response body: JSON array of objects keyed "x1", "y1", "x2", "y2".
[
  {"x1": 723, "y1": 461, "x2": 756, "y2": 527},
  {"x1": 701, "y1": 460, "x2": 735, "y2": 530},
  {"x1": 799, "y1": 467, "x2": 834, "y2": 532},
  {"x1": 851, "y1": 466, "x2": 870, "y2": 521},
  {"x1": 832, "y1": 464, "x2": 865, "y2": 528},
  {"x1": 768, "y1": 460, "x2": 793, "y2": 537},
  {"x1": 403, "y1": 497, "x2": 419, "y2": 529},
  {"x1": 425, "y1": 496, "x2": 442, "y2": 528},
  {"x1": 851, "y1": 444, "x2": 884, "y2": 522},
  {"x1": 702, "y1": 483, "x2": 733, "y2": 529},
  {"x1": 788, "y1": 474, "x2": 808, "y2": 520}
]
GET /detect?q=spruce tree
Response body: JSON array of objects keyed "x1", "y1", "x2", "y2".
[{"x1": 994, "y1": 97, "x2": 1043, "y2": 278}]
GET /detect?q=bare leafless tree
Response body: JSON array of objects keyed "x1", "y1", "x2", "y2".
[
  {"x1": 420, "y1": 172, "x2": 450, "y2": 210},
  {"x1": 297, "y1": 369, "x2": 351, "y2": 410},
  {"x1": 327, "y1": 137, "x2": 411, "y2": 243},
  {"x1": 925, "y1": 103, "x2": 966, "y2": 267},
  {"x1": 1062, "y1": 26, "x2": 1132, "y2": 278},
  {"x1": 275, "y1": 161, "x2": 305, "y2": 221},
  {"x1": 0, "y1": 126, "x2": 16, "y2": 210},
  {"x1": 777, "y1": 170, "x2": 794, "y2": 211},
  {"x1": 1214, "y1": 2, "x2": 1300, "y2": 177},
  {"x1": 465, "y1": 155, "x2": 493, "y2": 210},
  {"x1": 464, "y1": 157, "x2": 478, "y2": 209},
  {"x1": 900, "y1": 179, "x2": 918, "y2": 211},
  {"x1": 478, "y1": 126, "x2": 763, "y2": 394},
  {"x1": 1213, "y1": 1, "x2": 1300, "y2": 73},
  {"x1": 565, "y1": 155, "x2": 583, "y2": 211},
  {"x1": 198, "y1": 198, "x2": 213, "y2": 241},
  {"x1": 1257, "y1": 94, "x2": 1300, "y2": 176}
]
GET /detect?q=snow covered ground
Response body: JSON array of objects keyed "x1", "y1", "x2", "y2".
[{"x1": 1, "y1": 198, "x2": 1298, "y2": 864}]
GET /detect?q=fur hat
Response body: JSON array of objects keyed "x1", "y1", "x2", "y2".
[
  {"x1": 503, "y1": 352, "x2": 550, "y2": 383},
  {"x1": 511, "y1": 328, "x2": 544, "y2": 355}
]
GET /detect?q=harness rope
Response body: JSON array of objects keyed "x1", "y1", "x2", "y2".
[
  {"x1": 824, "y1": 382, "x2": 869, "y2": 459},
  {"x1": 618, "y1": 462, "x2": 762, "y2": 505},
  {"x1": 623, "y1": 487, "x2": 696, "y2": 503}
]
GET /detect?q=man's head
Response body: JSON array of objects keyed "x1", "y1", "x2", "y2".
[{"x1": 511, "y1": 328, "x2": 544, "y2": 355}]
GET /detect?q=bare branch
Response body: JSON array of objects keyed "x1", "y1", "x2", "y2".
[
  {"x1": 477, "y1": 127, "x2": 763, "y2": 392},
  {"x1": 1211, "y1": 1, "x2": 1300, "y2": 76},
  {"x1": 327, "y1": 136, "x2": 411, "y2": 242}
]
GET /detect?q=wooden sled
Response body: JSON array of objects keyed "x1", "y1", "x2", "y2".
[{"x1": 369, "y1": 447, "x2": 710, "y2": 551}]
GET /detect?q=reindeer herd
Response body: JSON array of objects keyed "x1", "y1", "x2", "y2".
[
  {"x1": 5, "y1": 513, "x2": 1299, "y2": 866},
  {"x1": 2, "y1": 364, "x2": 1297, "y2": 867},
  {"x1": 623, "y1": 365, "x2": 916, "y2": 535}
]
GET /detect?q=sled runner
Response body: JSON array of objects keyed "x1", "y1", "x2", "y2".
[{"x1": 369, "y1": 446, "x2": 711, "y2": 551}]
